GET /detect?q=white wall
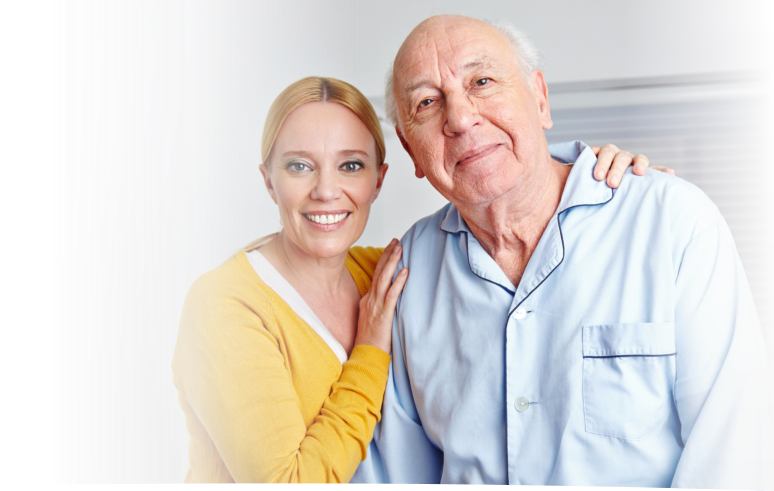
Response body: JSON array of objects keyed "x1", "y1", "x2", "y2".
[{"x1": 3, "y1": 0, "x2": 771, "y2": 484}]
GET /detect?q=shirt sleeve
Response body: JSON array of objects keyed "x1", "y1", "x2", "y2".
[
  {"x1": 354, "y1": 256, "x2": 445, "y2": 484},
  {"x1": 174, "y1": 271, "x2": 392, "y2": 483},
  {"x1": 670, "y1": 217, "x2": 772, "y2": 488}
]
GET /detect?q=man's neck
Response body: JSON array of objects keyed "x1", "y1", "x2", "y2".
[{"x1": 457, "y1": 156, "x2": 572, "y2": 288}]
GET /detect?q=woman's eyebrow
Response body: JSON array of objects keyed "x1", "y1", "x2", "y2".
[
  {"x1": 280, "y1": 150, "x2": 313, "y2": 159},
  {"x1": 281, "y1": 150, "x2": 370, "y2": 159},
  {"x1": 338, "y1": 150, "x2": 370, "y2": 159}
]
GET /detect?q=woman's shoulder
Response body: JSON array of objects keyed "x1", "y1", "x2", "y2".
[
  {"x1": 174, "y1": 252, "x2": 277, "y2": 379},
  {"x1": 347, "y1": 246, "x2": 384, "y2": 279},
  {"x1": 183, "y1": 252, "x2": 274, "y2": 322}
]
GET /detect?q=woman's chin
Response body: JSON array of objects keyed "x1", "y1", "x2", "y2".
[
  {"x1": 303, "y1": 240, "x2": 354, "y2": 259},
  {"x1": 287, "y1": 214, "x2": 365, "y2": 259}
]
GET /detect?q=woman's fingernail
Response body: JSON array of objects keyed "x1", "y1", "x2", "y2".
[
  {"x1": 609, "y1": 175, "x2": 620, "y2": 187},
  {"x1": 393, "y1": 245, "x2": 401, "y2": 254},
  {"x1": 594, "y1": 170, "x2": 603, "y2": 180}
]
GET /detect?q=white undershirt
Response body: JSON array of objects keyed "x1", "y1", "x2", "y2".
[{"x1": 245, "y1": 248, "x2": 348, "y2": 364}]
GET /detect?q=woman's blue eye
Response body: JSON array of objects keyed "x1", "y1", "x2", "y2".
[
  {"x1": 476, "y1": 78, "x2": 490, "y2": 86},
  {"x1": 419, "y1": 98, "x2": 433, "y2": 108},
  {"x1": 341, "y1": 161, "x2": 364, "y2": 172},
  {"x1": 287, "y1": 162, "x2": 309, "y2": 172}
]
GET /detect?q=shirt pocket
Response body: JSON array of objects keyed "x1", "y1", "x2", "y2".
[{"x1": 582, "y1": 322, "x2": 676, "y2": 440}]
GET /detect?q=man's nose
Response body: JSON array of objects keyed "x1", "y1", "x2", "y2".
[
  {"x1": 443, "y1": 91, "x2": 479, "y2": 137},
  {"x1": 309, "y1": 167, "x2": 342, "y2": 201}
]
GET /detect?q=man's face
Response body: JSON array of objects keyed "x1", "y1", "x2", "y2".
[{"x1": 393, "y1": 16, "x2": 553, "y2": 207}]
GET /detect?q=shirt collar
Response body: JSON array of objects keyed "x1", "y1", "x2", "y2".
[
  {"x1": 440, "y1": 140, "x2": 612, "y2": 234},
  {"x1": 553, "y1": 140, "x2": 613, "y2": 214},
  {"x1": 440, "y1": 201, "x2": 469, "y2": 233}
]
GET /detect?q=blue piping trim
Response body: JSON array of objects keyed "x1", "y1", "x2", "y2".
[{"x1": 507, "y1": 187, "x2": 615, "y2": 319}]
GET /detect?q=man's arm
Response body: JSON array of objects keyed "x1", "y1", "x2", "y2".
[
  {"x1": 354, "y1": 275, "x2": 444, "y2": 483},
  {"x1": 670, "y1": 215, "x2": 772, "y2": 488}
]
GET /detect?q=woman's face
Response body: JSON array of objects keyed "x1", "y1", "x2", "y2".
[{"x1": 260, "y1": 102, "x2": 388, "y2": 259}]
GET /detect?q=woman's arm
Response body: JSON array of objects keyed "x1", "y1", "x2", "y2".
[
  {"x1": 591, "y1": 143, "x2": 674, "y2": 188},
  {"x1": 173, "y1": 245, "x2": 406, "y2": 483}
]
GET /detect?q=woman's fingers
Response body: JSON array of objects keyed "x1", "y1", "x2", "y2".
[
  {"x1": 355, "y1": 247, "x2": 405, "y2": 354},
  {"x1": 374, "y1": 243, "x2": 404, "y2": 300},
  {"x1": 652, "y1": 165, "x2": 676, "y2": 175},
  {"x1": 631, "y1": 153, "x2": 649, "y2": 175},
  {"x1": 592, "y1": 144, "x2": 620, "y2": 181},
  {"x1": 384, "y1": 268, "x2": 409, "y2": 310},
  {"x1": 372, "y1": 238, "x2": 398, "y2": 283},
  {"x1": 605, "y1": 150, "x2": 635, "y2": 188},
  {"x1": 593, "y1": 145, "x2": 657, "y2": 188}
]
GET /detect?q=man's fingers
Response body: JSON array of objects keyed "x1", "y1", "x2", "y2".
[
  {"x1": 593, "y1": 144, "x2": 620, "y2": 181},
  {"x1": 606, "y1": 151, "x2": 634, "y2": 189}
]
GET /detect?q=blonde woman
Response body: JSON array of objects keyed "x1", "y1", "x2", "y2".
[{"x1": 172, "y1": 77, "x2": 658, "y2": 483}]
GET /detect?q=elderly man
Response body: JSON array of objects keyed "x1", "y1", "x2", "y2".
[{"x1": 351, "y1": 15, "x2": 771, "y2": 487}]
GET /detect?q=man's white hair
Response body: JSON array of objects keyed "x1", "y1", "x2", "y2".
[{"x1": 384, "y1": 19, "x2": 544, "y2": 132}]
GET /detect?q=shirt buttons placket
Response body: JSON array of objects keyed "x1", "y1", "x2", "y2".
[{"x1": 512, "y1": 308, "x2": 530, "y2": 415}]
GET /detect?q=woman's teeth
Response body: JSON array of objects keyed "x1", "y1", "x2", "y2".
[{"x1": 305, "y1": 213, "x2": 349, "y2": 225}]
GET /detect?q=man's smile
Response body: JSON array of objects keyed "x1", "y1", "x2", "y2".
[{"x1": 455, "y1": 143, "x2": 505, "y2": 167}]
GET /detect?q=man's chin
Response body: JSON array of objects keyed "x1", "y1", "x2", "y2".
[
  {"x1": 448, "y1": 186, "x2": 519, "y2": 209},
  {"x1": 449, "y1": 171, "x2": 521, "y2": 206}
]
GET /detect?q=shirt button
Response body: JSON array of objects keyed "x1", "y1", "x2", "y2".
[
  {"x1": 515, "y1": 396, "x2": 530, "y2": 412},
  {"x1": 513, "y1": 307, "x2": 527, "y2": 320}
]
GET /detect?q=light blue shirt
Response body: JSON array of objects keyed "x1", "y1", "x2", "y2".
[{"x1": 352, "y1": 141, "x2": 770, "y2": 487}]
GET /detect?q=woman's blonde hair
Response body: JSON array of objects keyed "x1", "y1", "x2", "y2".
[
  {"x1": 261, "y1": 76, "x2": 386, "y2": 167},
  {"x1": 242, "y1": 77, "x2": 386, "y2": 251}
]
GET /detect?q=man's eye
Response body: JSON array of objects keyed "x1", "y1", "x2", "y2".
[
  {"x1": 419, "y1": 98, "x2": 433, "y2": 108},
  {"x1": 341, "y1": 161, "x2": 364, "y2": 172},
  {"x1": 475, "y1": 78, "x2": 490, "y2": 86}
]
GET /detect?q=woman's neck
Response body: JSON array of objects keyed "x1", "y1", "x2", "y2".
[
  {"x1": 257, "y1": 230, "x2": 361, "y2": 355},
  {"x1": 259, "y1": 230, "x2": 351, "y2": 291}
]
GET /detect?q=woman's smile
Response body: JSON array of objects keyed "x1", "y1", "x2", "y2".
[{"x1": 303, "y1": 211, "x2": 351, "y2": 229}]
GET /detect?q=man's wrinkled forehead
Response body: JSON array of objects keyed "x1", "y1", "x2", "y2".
[
  {"x1": 393, "y1": 17, "x2": 513, "y2": 94},
  {"x1": 401, "y1": 56, "x2": 498, "y2": 95}
]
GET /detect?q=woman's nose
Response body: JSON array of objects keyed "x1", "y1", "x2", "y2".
[
  {"x1": 309, "y1": 168, "x2": 342, "y2": 201},
  {"x1": 443, "y1": 91, "x2": 480, "y2": 137}
]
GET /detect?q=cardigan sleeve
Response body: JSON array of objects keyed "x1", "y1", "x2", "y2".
[
  {"x1": 348, "y1": 246, "x2": 384, "y2": 279},
  {"x1": 173, "y1": 261, "x2": 391, "y2": 483}
]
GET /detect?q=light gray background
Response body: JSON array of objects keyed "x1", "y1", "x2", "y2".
[{"x1": 2, "y1": 0, "x2": 772, "y2": 484}]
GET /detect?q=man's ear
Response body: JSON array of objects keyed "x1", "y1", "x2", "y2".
[
  {"x1": 372, "y1": 163, "x2": 389, "y2": 202},
  {"x1": 530, "y1": 70, "x2": 553, "y2": 131},
  {"x1": 259, "y1": 163, "x2": 277, "y2": 203},
  {"x1": 396, "y1": 126, "x2": 425, "y2": 179}
]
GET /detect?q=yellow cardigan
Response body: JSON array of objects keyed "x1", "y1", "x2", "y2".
[{"x1": 172, "y1": 246, "x2": 388, "y2": 483}]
